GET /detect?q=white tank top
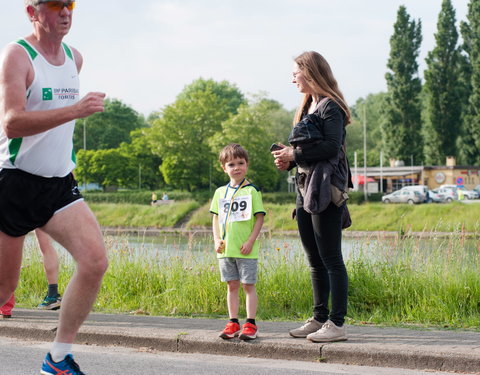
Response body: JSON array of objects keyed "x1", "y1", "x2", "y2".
[{"x1": 0, "y1": 39, "x2": 80, "y2": 177}]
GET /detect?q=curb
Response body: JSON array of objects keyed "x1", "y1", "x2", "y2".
[{"x1": 2, "y1": 325, "x2": 480, "y2": 374}]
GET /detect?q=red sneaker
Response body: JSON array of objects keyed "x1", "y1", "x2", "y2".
[
  {"x1": 239, "y1": 322, "x2": 258, "y2": 340},
  {"x1": 219, "y1": 321, "x2": 241, "y2": 339}
]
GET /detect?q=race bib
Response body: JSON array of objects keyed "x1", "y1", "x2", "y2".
[{"x1": 219, "y1": 195, "x2": 252, "y2": 223}]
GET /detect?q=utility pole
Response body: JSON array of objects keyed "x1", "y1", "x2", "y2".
[
  {"x1": 83, "y1": 122, "x2": 86, "y2": 191},
  {"x1": 363, "y1": 101, "x2": 368, "y2": 202}
]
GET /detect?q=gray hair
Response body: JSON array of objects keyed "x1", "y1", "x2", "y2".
[{"x1": 25, "y1": 0, "x2": 38, "y2": 6}]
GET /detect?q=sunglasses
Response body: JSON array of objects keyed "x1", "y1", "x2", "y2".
[{"x1": 36, "y1": 1, "x2": 76, "y2": 11}]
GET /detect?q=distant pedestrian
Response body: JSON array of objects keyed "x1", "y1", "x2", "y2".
[
  {"x1": 210, "y1": 144, "x2": 266, "y2": 340},
  {"x1": 151, "y1": 191, "x2": 158, "y2": 205},
  {"x1": 272, "y1": 51, "x2": 352, "y2": 342}
]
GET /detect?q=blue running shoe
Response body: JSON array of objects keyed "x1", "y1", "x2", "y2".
[{"x1": 40, "y1": 353, "x2": 85, "y2": 375}]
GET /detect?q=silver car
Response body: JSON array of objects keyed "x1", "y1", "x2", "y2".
[{"x1": 382, "y1": 190, "x2": 423, "y2": 204}]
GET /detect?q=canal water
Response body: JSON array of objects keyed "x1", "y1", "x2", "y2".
[{"x1": 24, "y1": 231, "x2": 479, "y2": 265}]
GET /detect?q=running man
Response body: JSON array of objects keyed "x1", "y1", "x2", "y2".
[{"x1": 0, "y1": 1, "x2": 108, "y2": 374}]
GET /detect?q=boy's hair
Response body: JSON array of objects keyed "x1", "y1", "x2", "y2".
[{"x1": 219, "y1": 144, "x2": 249, "y2": 165}]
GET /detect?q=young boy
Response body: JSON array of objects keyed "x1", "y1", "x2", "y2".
[{"x1": 210, "y1": 144, "x2": 266, "y2": 340}]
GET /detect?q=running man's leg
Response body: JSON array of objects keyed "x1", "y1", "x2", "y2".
[
  {"x1": 42, "y1": 201, "x2": 108, "y2": 344},
  {"x1": 35, "y1": 228, "x2": 59, "y2": 286},
  {"x1": 1, "y1": 293, "x2": 15, "y2": 317},
  {"x1": 35, "y1": 228, "x2": 62, "y2": 310},
  {"x1": 0, "y1": 232, "x2": 24, "y2": 307}
]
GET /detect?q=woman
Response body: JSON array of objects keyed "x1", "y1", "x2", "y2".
[{"x1": 272, "y1": 51, "x2": 351, "y2": 342}]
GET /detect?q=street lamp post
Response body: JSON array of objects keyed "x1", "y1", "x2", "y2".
[
  {"x1": 83, "y1": 122, "x2": 86, "y2": 191},
  {"x1": 363, "y1": 101, "x2": 368, "y2": 202}
]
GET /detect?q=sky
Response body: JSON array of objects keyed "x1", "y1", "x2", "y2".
[{"x1": 0, "y1": 1, "x2": 469, "y2": 116}]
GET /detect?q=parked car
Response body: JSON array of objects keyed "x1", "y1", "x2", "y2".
[
  {"x1": 382, "y1": 189, "x2": 423, "y2": 204},
  {"x1": 437, "y1": 187, "x2": 457, "y2": 202},
  {"x1": 427, "y1": 189, "x2": 444, "y2": 203},
  {"x1": 458, "y1": 188, "x2": 479, "y2": 200},
  {"x1": 400, "y1": 185, "x2": 428, "y2": 202}
]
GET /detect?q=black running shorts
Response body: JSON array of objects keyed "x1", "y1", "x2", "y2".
[{"x1": 0, "y1": 168, "x2": 83, "y2": 237}]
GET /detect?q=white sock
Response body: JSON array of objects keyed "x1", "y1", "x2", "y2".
[{"x1": 50, "y1": 341, "x2": 72, "y2": 363}]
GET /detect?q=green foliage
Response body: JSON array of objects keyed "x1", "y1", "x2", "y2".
[
  {"x1": 212, "y1": 97, "x2": 291, "y2": 191},
  {"x1": 118, "y1": 128, "x2": 164, "y2": 190},
  {"x1": 84, "y1": 190, "x2": 208, "y2": 205},
  {"x1": 149, "y1": 79, "x2": 244, "y2": 191},
  {"x1": 76, "y1": 149, "x2": 137, "y2": 190},
  {"x1": 423, "y1": 0, "x2": 464, "y2": 165},
  {"x1": 458, "y1": 0, "x2": 480, "y2": 165},
  {"x1": 383, "y1": 6, "x2": 423, "y2": 164},
  {"x1": 348, "y1": 93, "x2": 387, "y2": 166},
  {"x1": 348, "y1": 202, "x2": 480, "y2": 232},
  {"x1": 15, "y1": 233, "x2": 480, "y2": 327},
  {"x1": 90, "y1": 201, "x2": 200, "y2": 227},
  {"x1": 74, "y1": 98, "x2": 147, "y2": 151}
]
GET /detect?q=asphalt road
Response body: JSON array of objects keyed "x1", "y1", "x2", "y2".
[{"x1": 0, "y1": 336, "x2": 477, "y2": 375}]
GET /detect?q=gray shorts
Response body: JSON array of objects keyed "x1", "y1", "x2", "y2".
[{"x1": 218, "y1": 257, "x2": 258, "y2": 284}]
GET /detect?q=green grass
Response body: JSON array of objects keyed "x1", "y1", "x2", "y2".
[
  {"x1": 348, "y1": 202, "x2": 480, "y2": 232},
  {"x1": 90, "y1": 201, "x2": 200, "y2": 227},
  {"x1": 88, "y1": 201, "x2": 480, "y2": 233},
  {"x1": 14, "y1": 233, "x2": 480, "y2": 329}
]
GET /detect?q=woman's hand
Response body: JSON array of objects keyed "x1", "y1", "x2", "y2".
[{"x1": 272, "y1": 143, "x2": 294, "y2": 170}]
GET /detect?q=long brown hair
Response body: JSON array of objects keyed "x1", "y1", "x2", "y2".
[{"x1": 293, "y1": 51, "x2": 351, "y2": 125}]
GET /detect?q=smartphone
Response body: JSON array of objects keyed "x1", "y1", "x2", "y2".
[{"x1": 270, "y1": 143, "x2": 283, "y2": 152}]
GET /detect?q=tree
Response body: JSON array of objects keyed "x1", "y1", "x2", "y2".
[
  {"x1": 75, "y1": 149, "x2": 136, "y2": 190},
  {"x1": 74, "y1": 98, "x2": 147, "y2": 151},
  {"x1": 212, "y1": 97, "x2": 291, "y2": 191},
  {"x1": 423, "y1": 0, "x2": 464, "y2": 165},
  {"x1": 148, "y1": 79, "x2": 244, "y2": 191},
  {"x1": 458, "y1": 0, "x2": 480, "y2": 165},
  {"x1": 348, "y1": 92, "x2": 388, "y2": 166},
  {"x1": 118, "y1": 128, "x2": 164, "y2": 190},
  {"x1": 176, "y1": 78, "x2": 245, "y2": 115},
  {"x1": 382, "y1": 6, "x2": 423, "y2": 164}
]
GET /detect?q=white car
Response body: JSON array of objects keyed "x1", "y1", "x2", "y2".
[
  {"x1": 437, "y1": 187, "x2": 457, "y2": 202},
  {"x1": 400, "y1": 185, "x2": 428, "y2": 202},
  {"x1": 427, "y1": 189, "x2": 444, "y2": 203},
  {"x1": 458, "y1": 188, "x2": 479, "y2": 200},
  {"x1": 382, "y1": 190, "x2": 423, "y2": 204}
]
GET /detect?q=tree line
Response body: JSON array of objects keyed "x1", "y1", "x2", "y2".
[
  {"x1": 75, "y1": 0, "x2": 480, "y2": 191},
  {"x1": 347, "y1": 0, "x2": 480, "y2": 167}
]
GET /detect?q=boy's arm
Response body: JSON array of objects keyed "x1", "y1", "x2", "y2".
[
  {"x1": 212, "y1": 214, "x2": 225, "y2": 253},
  {"x1": 240, "y1": 213, "x2": 265, "y2": 255}
]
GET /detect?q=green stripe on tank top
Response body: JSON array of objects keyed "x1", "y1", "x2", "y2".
[
  {"x1": 62, "y1": 43, "x2": 73, "y2": 60},
  {"x1": 8, "y1": 138, "x2": 23, "y2": 165},
  {"x1": 16, "y1": 39, "x2": 38, "y2": 60},
  {"x1": 71, "y1": 148, "x2": 76, "y2": 164}
]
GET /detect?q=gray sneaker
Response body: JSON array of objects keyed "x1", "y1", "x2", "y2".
[
  {"x1": 306, "y1": 319, "x2": 347, "y2": 342},
  {"x1": 289, "y1": 317, "x2": 324, "y2": 338}
]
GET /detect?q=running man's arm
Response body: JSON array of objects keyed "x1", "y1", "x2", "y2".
[{"x1": 0, "y1": 44, "x2": 105, "y2": 139}]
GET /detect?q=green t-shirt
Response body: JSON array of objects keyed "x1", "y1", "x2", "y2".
[{"x1": 210, "y1": 183, "x2": 266, "y2": 259}]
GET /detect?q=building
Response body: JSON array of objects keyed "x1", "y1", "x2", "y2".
[{"x1": 352, "y1": 157, "x2": 480, "y2": 193}]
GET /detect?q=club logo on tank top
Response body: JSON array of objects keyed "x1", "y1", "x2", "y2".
[
  {"x1": 42, "y1": 88, "x2": 53, "y2": 100},
  {"x1": 42, "y1": 87, "x2": 79, "y2": 101}
]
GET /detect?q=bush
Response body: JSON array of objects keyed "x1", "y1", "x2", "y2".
[
  {"x1": 348, "y1": 191, "x2": 383, "y2": 204},
  {"x1": 84, "y1": 190, "x2": 211, "y2": 205}
]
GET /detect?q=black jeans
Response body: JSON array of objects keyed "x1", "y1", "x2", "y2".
[{"x1": 296, "y1": 203, "x2": 348, "y2": 326}]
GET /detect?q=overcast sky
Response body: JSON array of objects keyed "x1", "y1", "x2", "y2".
[{"x1": 0, "y1": 1, "x2": 469, "y2": 116}]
